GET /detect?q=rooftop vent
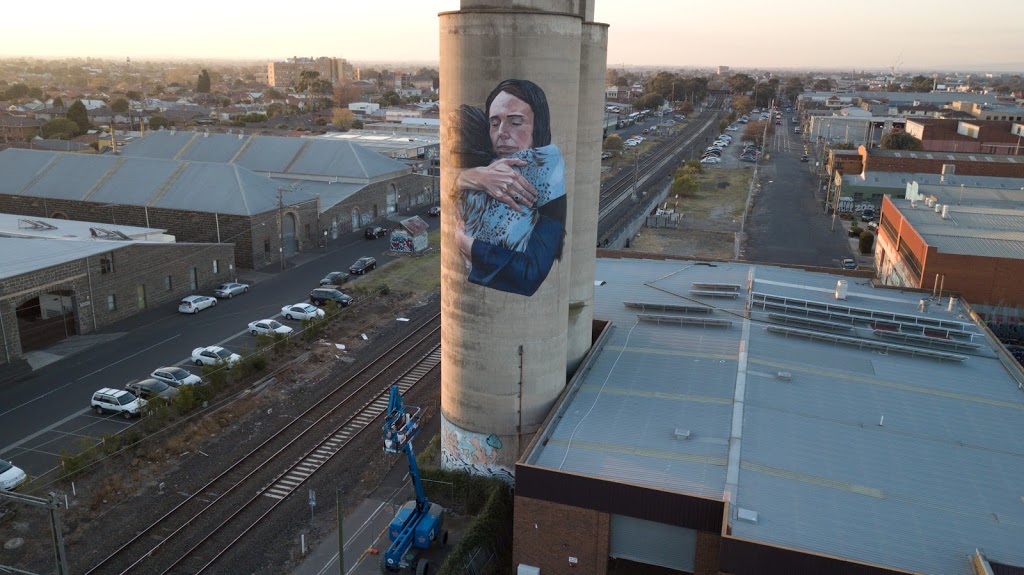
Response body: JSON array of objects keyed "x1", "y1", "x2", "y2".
[
  {"x1": 835, "y1": 280, "x2": 848, "y2": 301},
  {"x1": 776, "y1": 371, "x2": 792, "y2": 381},
  {"x1": 673, "y1": 428, "x2": 691, "y2": 440},
  {"x1": 736, "y1": 508, "x2": 759, "y2": 524}
]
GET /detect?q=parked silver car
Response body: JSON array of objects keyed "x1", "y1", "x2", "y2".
[{"x1": 213, "y1": 282, "x2": 250, "y2": 299}]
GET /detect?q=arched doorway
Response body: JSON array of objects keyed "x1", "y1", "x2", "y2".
[
  {"x1": 16, "y1": 291, "x2": 77, "y2": 352},
  {"x1": 282, "y1": 212, "x2": 299, "y2": 255},
  {"x1": 387, "y1": 183, "x2": 398, "y2": 215},
  {"x1": 331, "y1": 217, "x2": 338, "y2": 240},
  {"x1": 350, "y1": 207, "x2": 361, "y2": 231},
  {"x1": 50, "y1": 212, "x2": 69, "y2": 219}
]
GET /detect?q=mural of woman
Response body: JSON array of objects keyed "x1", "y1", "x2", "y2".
[{"x1": 452, "y1": 79, "x2": 567, "y2": 297}]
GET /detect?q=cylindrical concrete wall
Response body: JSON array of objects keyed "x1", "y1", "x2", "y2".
[
  {"x1": 439, "y1": 7, "x2": 583, "y2": 479},
  {"x1": 566, "y1": 21, "x2": 608, "y2": 375}
]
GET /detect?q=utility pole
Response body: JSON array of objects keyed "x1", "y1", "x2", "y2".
[{"x1": 0, "y1": 491, "x2": 70, "y2": 575}]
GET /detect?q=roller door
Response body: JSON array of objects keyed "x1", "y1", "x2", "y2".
[{"x1": 609, "y1": 514, "x2": 696, "y2": 573}]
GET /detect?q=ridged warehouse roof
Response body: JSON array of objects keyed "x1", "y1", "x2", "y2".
[
  {"x1": 121, "y1": 130, "x2": 410, "y2": 181},
  {"x1": 0, "y1": 237, "x2": 135, "y2": 280},
  {"x1": 526, "y1": 259, "x2": 1024, "y2": 575},
  {"x1": 0, "y1": 149, "x2": 316, "y2": 216},
  {"x1": 895, "y1": 200, "x2": 1024, "y2": 259}
]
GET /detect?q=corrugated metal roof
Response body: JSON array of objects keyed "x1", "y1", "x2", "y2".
[
  {"x1": 895, "y1": 200, "x2": 1024, "y2": 258},
  {"x1": 0, "y1": 149, "x2": 315, "y2": 216},
  {"x1": 121, "y1": 130, "x2": 409, "y2": 180},
  {"x1": 0, "y1": 213, "x2": 164, "y2": 240},
  {"x1": 526, "y1": 259, "x2": 1024, "y2": 574},
  {"x1": 0, "y1": 237, "x2": 134, "y2": 280}
]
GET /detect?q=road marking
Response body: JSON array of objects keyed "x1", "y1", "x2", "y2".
[
  {"x1": 0, "y1": 407, "x2": 92, "y2": 456},
  {"x1": 0, "y1": 334, "x2": 182, "y2": 420}
]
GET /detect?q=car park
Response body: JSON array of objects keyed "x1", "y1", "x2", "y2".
[
  {"x1": 125, "y1": 378, "x2": 179, "y2": 401},
  {"x1": 309, "y1": 287, "x2": 354, "y2": 307},
  {"x1": 178, "y1": 295, "x2": 216, "y2": 314},
  {"x1": 281, "y1": 303, "x2": 326, "y2": 321},
  {"x1": 842, "y1": 258, "x2": 857, "y2": 270},
  {"x1": 349, "y1": 256, "x2": 377, "y2": 275},
  {"x1": 0, "y1": 459, "x2": 28, "y2": 491},
  {"x1": 213, "y1": 282, "x2": 249, "y2": 299},
  {"x1": 365, "y1": 226, "x2": 388, "y2": 239},
  {"x1": 151, "y1": 367, "x2": 202, "y2": 387},
  {"x1": 320, "y1": 271, "x2": 350, "y2": 286},
  {"x1": 91, "y1": 387, "x2": 146, "y2": 418},
  {"x1": 191, "y1": 346, "x2": 241, "y2": 367},
  {"x1": 248, "y1": 319, "x2": 294, "y2": 336},
  {"x1": 427, "y1": 206, "x2": 441, "y2": 216}
]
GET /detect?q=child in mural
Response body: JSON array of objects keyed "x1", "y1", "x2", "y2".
[{"x1": 450, "y1": 79, "x2": 567, "y2": 297}]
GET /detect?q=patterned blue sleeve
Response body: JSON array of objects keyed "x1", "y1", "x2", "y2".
[{"x1": 467, "y1": 196, "x2": 566, "y2": 297}]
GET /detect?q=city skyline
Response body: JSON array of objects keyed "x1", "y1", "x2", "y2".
[{"x1": 1, "y1": 0, "x2": 1021, "y2": 73}]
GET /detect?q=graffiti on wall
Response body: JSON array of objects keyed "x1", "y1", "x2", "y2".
[{"x1": 440, "y1": 414, "x2": 514, "y2": 483}]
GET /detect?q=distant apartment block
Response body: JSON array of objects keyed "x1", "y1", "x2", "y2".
[
  {"x1": 717, "y1": 65, "x2": 729, "y2": 75},
  {"x1": 266, "y1": 57, "x2": 354, "y2": 88}
]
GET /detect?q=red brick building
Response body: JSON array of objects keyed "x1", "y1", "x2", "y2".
[
  {"x1": 855, "y1": 145, "x2": 1024, "y2": 178},
  {"x1": 875, "y1": 195, "x2": 1024, "y2": 311},
  {"x1": 904, "y1": 118, "x2": 1024, "y2": 156}
]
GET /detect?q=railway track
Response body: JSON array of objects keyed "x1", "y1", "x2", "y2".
[
  {"x1": 597, "y1": 96, "x2": 726, "y2": 225},
  {"x1": 83, "y1": 312, "x2": 442, "y2": 575}
]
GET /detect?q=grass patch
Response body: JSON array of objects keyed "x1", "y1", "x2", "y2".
[{"x1": 346, "y1": 228, "x2": 441, "y2": 295}]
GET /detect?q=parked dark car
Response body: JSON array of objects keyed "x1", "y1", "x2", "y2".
[
  {"x1": 842, "y1": 258, "x2": 857, "y2": 270},
  {"x1": 349, "y1": 256, "x2": 377, "y2": 275},
  {"x1": 309, "y1": 287, "x2": 354, "y2": 307},
  {"x1": 319, "y1": 271, "x2": 350, "y2": 286},
  {"x1": 800, "y1": 154, "x2": 810, "y2": 162},
  {"x1": 125, "y1": 378, "x2": 179, "y2": 400},
  {"x1": 365, "y1": 226, "x2": 387, "y2": 239}
]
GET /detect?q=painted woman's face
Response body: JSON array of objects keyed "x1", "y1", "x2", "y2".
[{"x1": 488, "y1": 91, "x2": 534, "y2": 157}]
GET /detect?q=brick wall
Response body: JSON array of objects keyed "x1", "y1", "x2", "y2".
[
  {"x1": 694, "y1": 531, "x2": 721, "y2": 575},
  {"x1": 319, "y1": 173, "x2": 438, "y2": 242},
  {"x1": 860, "y1": 148, "x2": 1024, "y2": 178},
  {"x1": 513, "y1": 495, "x2": 610, "y2": 575},
  {"x1": 0, "y1": 193, "x2": 313, "y2": 270},
  {"x1": 0, "y1": 241, "x2": 234, "y2": 366}
]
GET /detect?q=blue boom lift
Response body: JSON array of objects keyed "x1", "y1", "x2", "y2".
[{"x1": 381, "y1": 385, "x2": 447, "y2": 575}]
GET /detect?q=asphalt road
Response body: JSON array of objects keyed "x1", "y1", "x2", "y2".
[
  {"x1": 742, "y1": 111, "x2": 852, "y2": 267},
  {"x1": 0, "y1": 210, "x2": 439, "y2": 478}
]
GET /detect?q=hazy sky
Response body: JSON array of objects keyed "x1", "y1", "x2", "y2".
[{"x1": 2, "y1": 0, "x2": 1019, "y2": 71}]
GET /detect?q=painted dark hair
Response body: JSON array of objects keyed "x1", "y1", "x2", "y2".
[
  {"x1": 451, "y1": 104, "x2": 495, "y2": 169},
  {"x1": 485, "y1": 79, "x2": 551, "y2": 148}
]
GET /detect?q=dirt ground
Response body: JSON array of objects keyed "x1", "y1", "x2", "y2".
[{"x1": 630, "y1": 167, "x2": 753, "y2": 260}]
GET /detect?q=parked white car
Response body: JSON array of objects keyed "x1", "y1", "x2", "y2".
[
  {"x1": 213, "y1": 282, "x2": 250, "y2": 299},
  {"x1": 178, "y1": 295, "x2": 216, "y2": 314},
  {"x1": 0, "y1": 458, "x2": 27, "y2": 491},
  {"x1": 248, "y1": 319, "x2": 294, "y2": 336},
  {"x1": 150, "y1": 366, "x2": 202, "y2": 387},
  {"x1": 700, "y1": 157, "x2": 721, "y2": 164},
  {"x1": 281, "y1": 303, "x2": 326, "y2": 321},
  {"x1": 191, "y1": 346, "x2": 241, "y2": 367}
]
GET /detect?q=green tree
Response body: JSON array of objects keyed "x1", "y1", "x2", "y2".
[
  {"x1": 265, "y1": 88, "x2": 284, "y2": 100},
  {"x1": 725, "y1": 73, "x2": 755, "y2": 94},
  {"x1": 633, "y1": 93, "x2": 663, "y2": 111},
  {"x1": 859, "y1": 231, "x2": 875, "y2": 255},
  {"x1": 670, "y1": 171, "x2": 699, "y2": 197},
  {"x1": 683, "y1": 159, "x2": 702, "y2": 174},
  {"x1": 603, "y1": 133, "x2": 623, "y2": 153},
  {"x1": 67, "y1": 100, "x2": 91, "y2": 133},
  {"x1": 783, "y1": 77, "x2": 804, "y2": 102},
  {"x1": 196, "y1": 69, "x2": 211, "y2": 93},
  {"x1": 41, "y1": 118, "x2": 80, "y2": 139},
  {"x1": 830, "y1": 142, "x2": 856, "y2": 150},
  {"x1": 51, "y1": 96, "x2": 65, "y2": 111},
  {"x1": 677, "y1": 101, "x2": 693, "y2": 114},
  {"x1": 909, "y1": 75, "x2": 933, "y2": 92},
  {"x1": 812, "y1": 78, "x2": 834, "y2": 91},
  {"x1": 125, "y1": 90, "x2": 142, "y2": 101},
  {"x1": 4, "y1": 83, "x2": 29, "y2": 99},
  {"x1": 879, "y1": 131, "x2": 923, "y2": 150},
  {"x1": 110, "y1": 97, "x2": 129, "y2": 114},
  {"x1": 332, "y1": 108, "x2": 356, "y2": 129},
  {"x1": 377, "y1": 90, "x2": 402, "y2": 107},
  {"x1": 28, "y1": 86, "x2": 43, "y2": 99},
  {"x1": 149, "y1": 115, "x2": 170, "y2": 130}
]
